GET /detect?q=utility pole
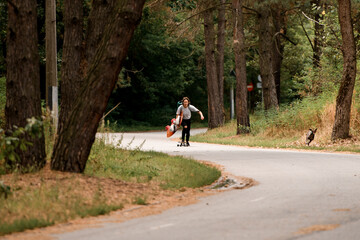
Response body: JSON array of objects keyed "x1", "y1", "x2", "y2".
[{"x1": 45, "y1": 0, "x2": 58, "y2": 129}]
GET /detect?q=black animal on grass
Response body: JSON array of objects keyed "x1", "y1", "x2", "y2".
[{"x1": 305, "y1": 128, "x2": 317, "y2": 146}]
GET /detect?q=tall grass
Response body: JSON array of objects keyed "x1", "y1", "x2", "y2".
[{"x1": 193, "y1": 89, "x2": 360, "y2": 151}]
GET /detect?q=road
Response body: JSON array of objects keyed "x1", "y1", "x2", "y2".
[{"x1": 54, "y1": 129, "x2": 360, "y2": 240}]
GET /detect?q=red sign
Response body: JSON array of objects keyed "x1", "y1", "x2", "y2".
[{"x1": 247, "y1": 82, "x2": 254, "y2": 92}]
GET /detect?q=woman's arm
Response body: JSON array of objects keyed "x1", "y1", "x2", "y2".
[{"x1": 198, "y1": 111, "x2": 204, "y2": 120}]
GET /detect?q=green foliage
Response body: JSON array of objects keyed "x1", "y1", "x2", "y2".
[
  {"x1": 167, "y1": 0, "x2": 197, "y2": 11},
  {"x1": 0, "y1": 180, "x2": 11, "y2": 199},
  {"x1": 0, "y1": 117, "x2": 44, "y2": 171},
  {"x1": 105, "y1": 7, "x2": 207, "y2": 127}
]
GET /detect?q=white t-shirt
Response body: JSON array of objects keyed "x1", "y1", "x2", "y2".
[{"x1": 176, "y1": 104, "x2": 199, "y2": 120}]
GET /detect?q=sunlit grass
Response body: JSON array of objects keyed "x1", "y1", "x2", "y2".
[{"x1": 86, "y1": 139, "x2": 221, "y2": 189}]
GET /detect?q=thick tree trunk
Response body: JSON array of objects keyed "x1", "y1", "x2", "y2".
[
  {"x1": 51, "y1": 0, "x2": 146, "y2": 172},
  {"x1": 84, "y1": 0, "x2": 117, "y2": 71},
  {"x1": 58, "y1": 0, "x2": 84, "y2": 134},
  {"x1": 271, "y1": 5, "x2": 286, "y2": 104},
  {"x1": 331, "y1": 0, "x2": 356, "y2": 140},
  {"x1": 258, "y1": 7, "x2": 278, "y2": 110},
  {"x1": 216, "y1": 0, "x2": 226, "y2": 121},
  {"x1": 5, "y1": 0, "x2": 46, "y2": 171},
  {"x1": 233, "y1": 0, "x2": 249, "y2": 134},
  {"x1": 204, "y1": 9, "x2": 224, "y2": 129}
]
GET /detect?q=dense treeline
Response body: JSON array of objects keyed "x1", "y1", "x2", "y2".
[{"x1": 0, "y1": 0, "x2": 359, "y2": 173}]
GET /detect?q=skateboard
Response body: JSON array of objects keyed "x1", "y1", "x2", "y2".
[{"x1": 177, "y1": 141, "x2": 189, "y2": 147}]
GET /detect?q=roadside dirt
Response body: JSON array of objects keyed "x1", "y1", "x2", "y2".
[{"x1": 1, "y1": 163, "x2": 254, "y2": 240}]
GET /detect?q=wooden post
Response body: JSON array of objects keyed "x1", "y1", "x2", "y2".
[{"x1": 45, "y1": 0, "x2": 58, "y2": 129}]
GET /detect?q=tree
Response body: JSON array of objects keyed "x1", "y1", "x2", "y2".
[
  {"x1": 331, "y1": 0, "x2": 356, "y2": 140},
  {"x1": 5, "y1": 0, "x2": 46, "y2": 171},
  {"x1": 258, "y1": 4, "x2": 278, "y2": 110},
  {"x1": 58, "y1": 0, "x2": 84, "y2": 134},
  {"x1": 271, "y1": 3, "x2": 287, "y2": 104},
  {"x1": 203, "y1": 7, "x2": 225, "y2": 129},
  {"x1": 233, "y1": 0, "x2": 249, "y2": 134},
  {"x1": 311, "y1": 0, "x2": 325, "y2": 68},
  {"x1": 51, "y1": 0, "x2": 146, "y2": 172},
  {"x1": 216, "y1": 0, "x2": 226, "y2": 124}
]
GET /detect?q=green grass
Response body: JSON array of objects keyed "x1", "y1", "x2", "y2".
[
  {"x1": 133, "y1": 196, "x2": 148, "y2": 205},
  {"x1": 0, "y1": 131, "x2": 220, "y2": 236},
  {"x1": 0, "y1": 218, "x2": 54, "y2": 236},
  {"x1": 86, "y1": 139, "x2": 221, "y2": 189}
]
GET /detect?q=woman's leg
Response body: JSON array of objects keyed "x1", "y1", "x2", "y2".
[
  {"x1": 185, "y1": 120, "x2": 191, "y2": 143},
  {"x1": 181, "y1": 127, "x2": 186, "y2": 142}
]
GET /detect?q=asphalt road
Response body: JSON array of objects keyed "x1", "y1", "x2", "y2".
[{"x1": 54, "y1": 129, "x2": 360, "y2": 240}]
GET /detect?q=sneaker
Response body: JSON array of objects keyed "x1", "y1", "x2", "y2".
[
  {"x1": 186, "y1": 141, "x2": 190, "y2": 147},
  {"x1": 180, "y1": 141, "x2": 185, "y2": 147}
]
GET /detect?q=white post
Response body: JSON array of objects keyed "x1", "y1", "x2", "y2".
[{"x1": 230, "y1": 84, "x2": 235, "y2": 119}]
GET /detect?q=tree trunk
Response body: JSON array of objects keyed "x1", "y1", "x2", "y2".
[
  {"x1": 258, "y1": 6, "x2": 278, "y2": 110},
  {"x1": 331, "y1": 0, "x2": 356, "y2": 140},
  {"x1": 271, "y1": 5, "x2": 286, "y2": 104},
  {"x1": 58, "y1": 0, "x2": 83, "y2": 134},
  {"x1": 5, "y1": 0, "x2": 46, "y2": 171},
  {"x1": 51, "y1": 0, "x2": 146, "y2": 172},
  {"x1": 312, "y1": 0, "x2": 325, "y2": 68},
  {"x1": 204, "y1": 9, "x2": 224, "y2": 129},
  {"x1": 216, "y1": 0, "x2": 226, "y2": 122},
  {"x1": 84, "y1": 0, "x2": 117, "y2": 71},
  {"x1": 233, "y1": 0, "x2": 249, "y2": 134}
]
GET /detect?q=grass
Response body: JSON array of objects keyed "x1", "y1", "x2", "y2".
[
  {"x1": 0, "y1": 130, "x2": 221, "y2": 236},
  {"x1": 85, "y1": 139, "x2": 221, "y2": 189},
  {"x1": 0, "y1": 175, "x2": 125, "y2": 236},
  {"x1": 192, "y1": 92, "x2": 360, "y2": 153},
  {"x1": 0, "y1": 218, "x2": 54, "y2": 236},
  {"x1": 133, "y1": 196, "x2": 148, "y2": 205}
]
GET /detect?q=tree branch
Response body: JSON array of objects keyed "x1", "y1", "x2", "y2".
[
  {"x1": 301, "y1": 11, "x2": 324, "y2": 26},
  {"x1": 173, "y1": 2, "x2": 232, "y2": 29},
  {"x1": 241, "y1": 5, "x2": 260, "y2": 15},
  {"x1": 297, "y1": 12, "x2": 314, "y2": 51},
  {"x1": 300, "y1": 10, "x2": 342, "y2": 51}
]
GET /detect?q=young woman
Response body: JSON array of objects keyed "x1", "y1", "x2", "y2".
[{"x1": 176, "y1": 97, "x2": 204, "y2": 146}]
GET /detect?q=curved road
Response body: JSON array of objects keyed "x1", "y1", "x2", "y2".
[{"x1": 55, "y1": 129, "x2": 360, "y2": 240}]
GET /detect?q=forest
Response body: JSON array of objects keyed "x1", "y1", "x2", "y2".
[{"x1": 0, "y1": 0, "x2": 360, "y2": 173}]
